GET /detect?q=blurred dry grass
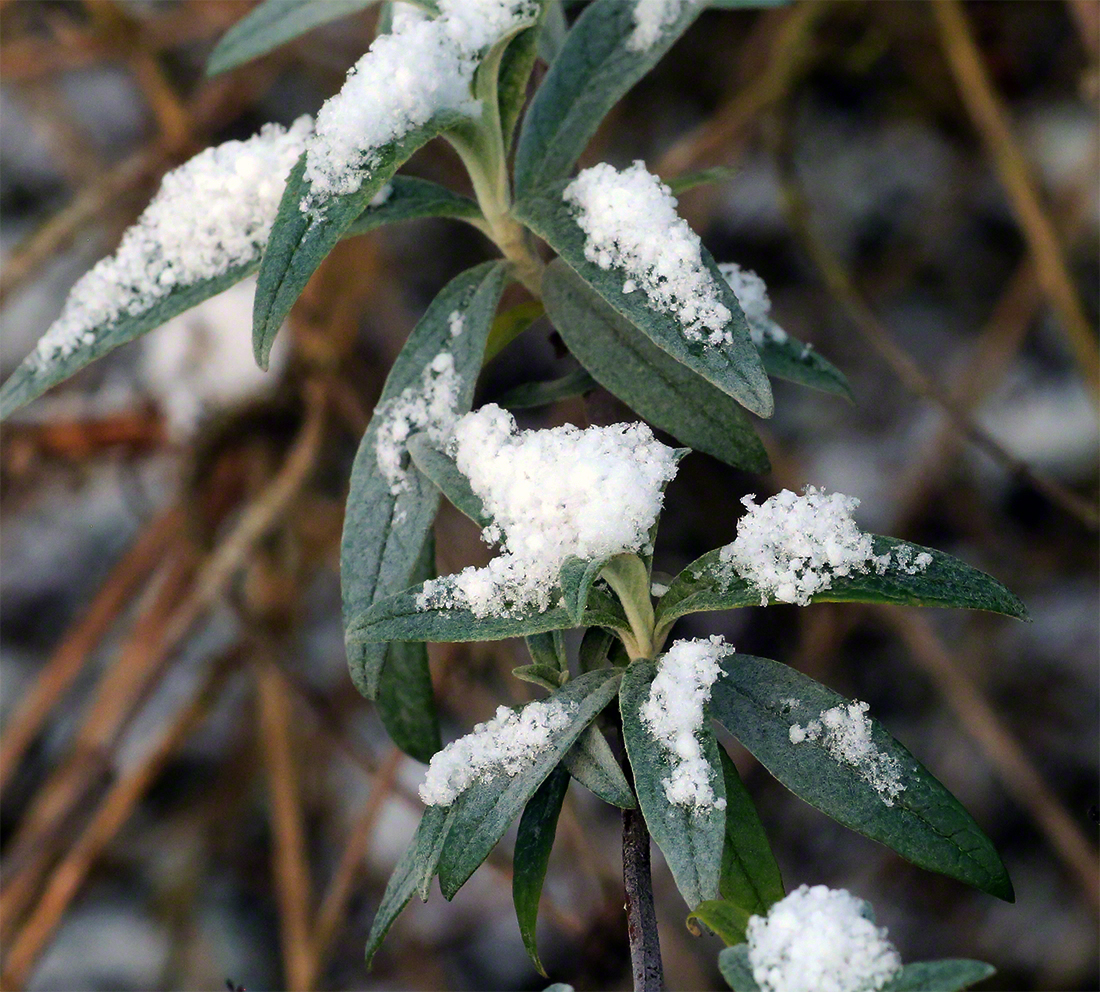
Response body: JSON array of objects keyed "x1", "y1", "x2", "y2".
[{"x1": 0, "y1": 1, "x2": 1097, "y2": 990}]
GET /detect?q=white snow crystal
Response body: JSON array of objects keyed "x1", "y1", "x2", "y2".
[
  {"x1": 33, "y1": 117, "x2": 312, "y2": 368},
  {"x1": 718, "y1": 487, "x2": 929, "y2": 606},
  {"x1": 303, "y1": 0, "x2": 537, "y2": 205},
  {"x1": 718, "y1": 262, "x2": 789, "y2": 347},
  {"x1": 419, "y1": 699, "x2": 576, "y2": 806},
  {"x1": 417, "y1": 404, "x2": 680, "y2": 618},
  {"x1": 627, "y1": 0, "x2": 693, "y2": 51},
  {"x1": 448, "y1": 310, "x2": 465, "y2": 337},
  {"x1": 640, "y1": 636, "x2": 730, "y2": 811},
  {"x1": 788, "y1": 700, "x2": 905, "y2": 805},
  {"x1": 374, "y1": 351, "x2": 462, "y2": 496},
  {"x1": 747, "y1": 885, "x2": 902, "y2": 992},
  {"x1": 562, "y1": 162, "x2": 735, "y2": 345}
]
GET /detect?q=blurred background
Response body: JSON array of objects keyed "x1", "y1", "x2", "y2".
[{"x1": 0, "y1": 1, "x2": 1097, "y2": 989}]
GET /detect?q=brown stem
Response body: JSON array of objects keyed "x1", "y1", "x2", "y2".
[{"x1": 622, "y1": 804, "x2": 664, "y2": 992}]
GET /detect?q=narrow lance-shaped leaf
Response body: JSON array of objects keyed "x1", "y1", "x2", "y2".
[
  {"x1": 577, "y1": 626, "x2": 614, "y2": 672},
  {"x1": 496, "y1": 6, "x2": 544, "y2": 152},
  {"x1": 513, "y1": 763, "x2": 570, "y2": 976},
  {"x1": 559, "y1": 554, "x2": 613, "y2": 625},
  {"x1": 754, "y1": 334, "x2": 851, "y2": 400},
  {"x1": 717, "y1": 945, "x2": 759, "y2": 992},
  {"x1": 619, "y1": 660, "x2": 725, "y2": 909},
  {"x1": 495, "y1": 367, "x2": 600, "y2": 410},
  {"x1": 513, "y1": 0, "x2": 705, "y2": 198},
  {"x1": 884, "y1": 960, "x2": 996, "y2": 992},
  {"x1": 341, "y1": 261, "x2": 508, "y2": 699},
  {"x1": 437, "y1": 668, "x2": 622, "y2": 898},
  {"x1": 541, "y1": 260, "x2": 770, "y2": 473},
  {"x1": 515, "y1": 185, "x2": 773, "y2": 418},
  {"x1": 655, "y1": 536, "x2": 1029, "y2": 638},
  {"x1": 709, "y1": 653, "x2": 1014, "y2": 901},
  {"x1": 407, "y1": 434, "x2": 493, "y2": 530},
  {"x1": 562, "y1": 723, "x2": 636, "y2": 808},
  {"x1": 375, "y1": 533, "x2": 442, "y2": 763},
  {"x1": 343, "y1": 176, "x2": 484, "y2": 237},
  {"x1": 686, "y1": 899, "x2": 753, "y2": 947}
]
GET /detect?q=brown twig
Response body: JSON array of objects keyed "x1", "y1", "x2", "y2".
[
  {"x1": 622, "y1": 804, "x2": 664, "y2": 992},
  {"x1": 930, "y1": 0, "x2": 1099, "y2": 400}
]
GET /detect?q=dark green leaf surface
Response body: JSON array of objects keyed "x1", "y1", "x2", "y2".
[
  {"x1": 655, "y1": 536, "x2": 1029, "y2": 637},
  {"x1": 560, "y1": 555, "x2": 611, "y2": 624},
  {"x1": 525, "y1": 629, "x2": 567, "y2": 673},
  {"x1": 578, "y1": 626, "x2": 614, "y2": 671},
  {"x1": 485, "y1": 300, "x2": 546, "y2": 362},
  {"x1": 710, "y1": 653, "x2": 1014, "y2": 901},
  {"x1": 343, "y1": 176, "x2": 483, "y2": 237},
  {"x1": 717, "y1": 748, "x2": 784, "y2": 915},
  {"x1": 375, "y1": 534, "x2": 441, "y2": 763},
  {"x1": 518, "y1": 195, "x2": 772, "y2": 418},
  {"x1": 885, "y1": 960, "x2": 996, "y2": 991},
  {"x1": 437, "y1": 669, "x2": 622, "y2": 898},
  {"x1": 666, "y1": 166, "x2": 738, "y2": 195},
  {"x1": 497, "y1": 13, "x2": 541, "y2": 152},
  {"x1": 513, "y1": 664, "x2": 565, "y2": 691},
  {"x1": 407, "y1": 434, "x2": 493, "y2": 530},
  {"x1": 496, "y1": 367, "x2": 600, "y2": 409},
  {"x1": 620, "y1": 660, "x2": 724, "y2": 909},
  {"x1": 536, "y1": 0, "x2": 567, "y2": 64},
  {"x1": 341, "y1": 262, "x2": 507, "y2": 698},
  {"x1": 541, "y1": 260, "x2": 770, "y2": 472},
  {"x1": 686, "y1": 899, "x2": 753, "y2": 947},
  {"x1": 513, "y1": 764, "x2": 570, "y2": 976},
  {"x1": 756, "y1": 335, "x2": 851, "y2": 399},
  {"x1": 717, "y1": 945, "x2": 759, "y2": 992},
  {"x1": 364, "y1": 803, "x2": 450, "y2": 967},
  {"x1": 562, "y1": 723, "x2": 636, "y2": 808},
  {"x1": 513, "y1": 0, "x2": 704, "y2": 198},
  {"x1": 254, "y1": 112, "x2": 465, "y2": 369}
]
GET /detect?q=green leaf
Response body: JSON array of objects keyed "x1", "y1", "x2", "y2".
[
  {"x1": 513, "y1": 0, "x2": 705, "y2": 198},
  {"x1": 341, "y1": 261, "x2": 508, "y2": 698},
  {"x1": 708, "y1": 0, "x2": 787, "y2": 7},
  {"x1": 717, "y1": 945, "x2": 759, "y2": 992},
  {"x1": 654, "y1": 536, "x2": 1029, "y2": 639},
  {"x1": 666, "y1": 166, "x2": 738, "y2": 196},
  {"x1": 884, "y1": 960, "x2": 996, "y2": 992},
  {"x1": 536, "y1": 0, "x2": 567, "y2": 64},
  {"x1": 717, "y1": 747, "x2": 784, "y2": 915},
  {"x1": 437, "y1": 669, "x2": 622, "y2": 898},
  {"x1": 497, "y1": 10, "x2": 542, "y2": 152},
  {"x1": 513, "y1": 763, "x2": 570, "y2": 976},
  {"x1": 756, "y1": 334, "x2": 852, "y2": 400},
  {"x1": 525, "y1": 629, "x2": 567, "y2": 672},
  {"x1": 686, "y1": 899, "x2": 753, "y2": 946},
  {"x1": 254, "y1": 111, "x2": 467, "y2": 369},
  {"x1": 1, "y1": 261, "x2": 258, "y2": 421},
  {"x1": 364, "y1": 802, "x2": 450, "y2": 968},
  {"x1": 485, "y1": 299, "x2": 546, "y2": 362},
  {"x1": 496, "y1": 367, "x2": 600, "y2": 410},
  {"x1": 562, "y1": 723, "x2": 636, "y2": 808},
  {"x1": 513, "y1": 664, "x2": 566, "y2": 691},
  {"x1": 517, "y1": 193, "x2": 773, "y2": 418},
  {"x1": 578, "y1": 626, "x2": 614, "y2": 671},
  {"x1": 619, "y1": 660, "x2": 724, "y2": 909},
  {"x1": 344, "y1": 176, "x2": 484, "y2": 237},
  {"x1": 375, "y1": 534, "x2": 441, "y2": 763},
  {"x1": 559, "y1": 555, "x2": 612, "y2": 625},
  {"x1": 709, "y1": 653, "x2": 1014, "y2": 901},
  {"x1": 541, "y1": 260, "x2": 770, "y2": 472},
  {"x1": 406, "y1": 434, "x2": 493, "y2": 530}
]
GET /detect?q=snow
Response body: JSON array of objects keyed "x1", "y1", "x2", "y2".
[
  {"x1": 718, "y1": 262, "x2": 789, "y2": 347},
  {"x1": 627, "y1": 0, "x2": 692, "y2": 51},
  {"x1": 747, "y1": 885, "x2": 902, "y2": 992},
  {"x1": 417, "y1": 404, "x2": 680, "y2": 618},
  {"x1": 33, "y1": 117, "x2": 312, "y2": 369},
  {"x1": 448, "y1": 310, "x2": 465, "y2": 337},
  {"x1": 374, "y1": 352, "x2": 462, "y2": 496},
  {"x1": 788, "y1": 700, "x2": 905, "y2": 806},
  {"x1": 640, "y1": 636, "x2": 729, "y2": 811},
  {"x1": 419, "y1": 699, "x2": 576, "y2": 806},
  {"x1": 302, "y1": 0, "x2": 537, "y2": 205},
  {"x1": 562, "y1": 161, "x2": 735, "y2": 346},
  {"x1": 717, "y1": 487, "x2": 929, "y2": 606}
]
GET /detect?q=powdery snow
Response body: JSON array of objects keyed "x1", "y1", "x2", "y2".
[
  {"x1": 717, "y1": 487, "x2": 930, "y2": 606},
  {"x1": 417, "y1": 404, "x2": 680, "y2": 618},
  {"x1": 747, "y1": 885, "x2": 902, "y2": 992},
  {"x1": 33, "y1": 117, "x2": 312, "y2": 368},
  {"x1": 374, "y1": 352, "x2": 461, "y2": 496},
  {"x1": 562, "y1": 161, "x2": 735, "y2": 345},
  {"x1": 419, "y1": 699, "x2": 576, "y2": 806},
  {"x1": 718, "y1": 262, "x2": 789, "y2": 347},
  {"x1": 303, "y1": 0, "x2": 537, "y2": 205},
  {"x1": 627, "y1": 0, "x2": 693, "y2": 51},
  {"x1": 640, "y1": 636, "x2": 730, "y2": 811},
  {"x1": 788, "y1": 700, "x2": 905, "y2": 806}
]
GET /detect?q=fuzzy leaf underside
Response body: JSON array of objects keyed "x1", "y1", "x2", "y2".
[
  {"x1": 343, "y1": 176, "x2": 483, "y2": 237},
  {"x1": 709, "y1": 653, "x2": 1014, "y2": 901},
  {"x1": 620, "y1": 660, "x2": 725, "y2": 909},
  {"x1": 406, "y1": 434, "x2": 493, "y2": 530},
  {"x1": 541, "y1": 260, "x2": 770, "y2": 472},
  {"x1": 717, "y1": 945, "x2": 758, "y2": 991},
  {"x1": 516, "y1": 189, "x2": 773, "y2": 418},
  {"x1": 559, "y1": 554, "x2": 613, "y2": 625},
  {"x1": 341, "y1": 261, "x2": 507, "y2": 699},
  {"x1": 885, "y1": 960, "x2": 997, "y2": 991},
  {"x1": 655, "y1": 535, "x2": 1030, "y2": 635},
  {"x1": 562, "y1": 723, "x2": 636, "y2": 808}
]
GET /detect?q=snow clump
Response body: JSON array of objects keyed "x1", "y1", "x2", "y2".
[
  {"x1": 788, "y1": 700, "x2": 905, "y2": 805},
  {"x1": 33, "y1": 117, "x2": 312, "y2": 368},
  {"x1": 718, "y1": 263, "x2": 789, "y2": 347},
  {"x1": 562, "y1": 161, "x2": 736, "y2": 346},
  {"x1": 747, "y1": 885, "x2": 902, "y2": 992},
  {"x1": 640, "y1": 636, "x2": 730, "y2": 811},
  {"x1": 303, "y1": 0, "x2": 537, "y2": 205},
  {"x1": 419, "y1": 699, "x2": 576, "y2": 806},
  {"x1": 417, "y1": 404, "x2": 680, "y2": 618},
  {"x1": 627, "y1": 0, "x2": 694, "y2": 51}
]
